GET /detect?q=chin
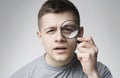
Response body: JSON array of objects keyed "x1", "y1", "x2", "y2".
[{"x1": 54, "y1": 54, "x2": 72, "y2": 63}]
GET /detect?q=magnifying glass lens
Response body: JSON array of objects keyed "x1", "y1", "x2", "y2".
[{"x1": 61, "y1": 20, "x2": 79, "y2": 39}]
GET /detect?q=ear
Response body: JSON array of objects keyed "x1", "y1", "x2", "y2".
[
  {"x1": 78, "y1": 26, "x2": 84, "y2": 37},
  {"x1": 37, "y1": 32, "x2": 43, "y2": 45},
  {"x1": 37, "y1": 31, "x2": 41, "y2": 38}
]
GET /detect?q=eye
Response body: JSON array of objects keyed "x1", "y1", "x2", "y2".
[
  {"x1": 46, "y1": 29, "x2": 55, "y2": 34},
  {"x1": 65, "y1": 27, "x2": 74, "y2": 31},
  {"x1": 62, "y1": 26, "x2": 74, "y2": 33}
]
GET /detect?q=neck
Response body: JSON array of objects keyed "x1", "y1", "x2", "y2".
[{"x1": 45, "y1": 53, "x2": 75, "y2": 67}]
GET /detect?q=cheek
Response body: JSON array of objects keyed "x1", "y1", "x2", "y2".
[
  {"x1": 41, "y1": 36, "x2": 54, "y2": 49},
  {"x1": 68, "y1": 39, "x2": 77, "y2": 50}
]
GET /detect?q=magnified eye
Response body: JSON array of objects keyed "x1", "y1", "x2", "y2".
[
  {"x1": 61, "y1": 20, "x2": 79, "y2": 39},
  {"x1": 62, "y1": 25, "x2": 76, "y2": 34}
]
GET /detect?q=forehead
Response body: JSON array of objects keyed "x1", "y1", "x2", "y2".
[{"x1": 40, "y1": 12, "x2": 75, "y2": 30}]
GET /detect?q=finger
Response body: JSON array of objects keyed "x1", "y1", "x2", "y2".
[
  {"x1": 77, "y1": 37, "x2": 96, "y2": 46},
  {"x1": 77, "y1": 44, "x2": 98, "y2": 60},
  {"x1": 77, "y1": 48, "x2": 98, "y2": 63},
  {"x1": 77, "y1": 52, "x2": 90, "y2": 60},
  {"x1": 86, "y1": 37, "x2": 96, "y2": 46},
  {"x1": 78, "y1": 44, "x2": 98, "y2": 55},
  {"x1": 77, "y1": 37, "x2": 86, "y2": 42},
  {"x1": 77, "y1": 41, "x2": 93, "y2": 49},
  {"x1": 78, "y1": 47, "x2": 92, "y2": 53}
]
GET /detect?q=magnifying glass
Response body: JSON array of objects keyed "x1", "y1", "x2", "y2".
[{"x1": 61, "y1": 20, "x2": 80, "y2": 39}]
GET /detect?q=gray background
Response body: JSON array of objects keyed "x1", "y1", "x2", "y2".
[{"x1": 0, "y1": 0, "x2": 120, "y2": 78}]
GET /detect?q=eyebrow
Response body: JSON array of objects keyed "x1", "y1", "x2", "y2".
[{"x1": 44, "y1": 26, "x2": 57, "y2": 31}]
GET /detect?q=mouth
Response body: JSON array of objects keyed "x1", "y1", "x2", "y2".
[
  {"x1": 54, "y1": 47, "x2": 67, "y2": 50},
  {"x1": 54, "y1": 46, "x2": 67, "y2": 54}
]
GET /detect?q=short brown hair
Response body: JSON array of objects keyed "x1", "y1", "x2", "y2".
[{"x1": 38, "y1": 0, "x2": 80, "y2": 31}]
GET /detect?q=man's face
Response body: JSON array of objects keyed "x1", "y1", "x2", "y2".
[{"x1": 38, "y1": 12, "x2": 78, "y2": 64}]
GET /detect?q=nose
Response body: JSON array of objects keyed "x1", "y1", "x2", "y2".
[{"x1": 55, "y1": 30, "x2": 66, "y2": 43}]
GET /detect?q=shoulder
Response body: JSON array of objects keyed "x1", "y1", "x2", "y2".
[
  {"x1": 10, "y1": 54, "x2": 44, "y2": 78},
  {"x1": 97, "y1": 62, "x2": 113, "y2": 78}
]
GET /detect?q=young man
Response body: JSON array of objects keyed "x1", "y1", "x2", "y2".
[{"x1": 11, "y1": 0, "x2": 112, "y2": 78}]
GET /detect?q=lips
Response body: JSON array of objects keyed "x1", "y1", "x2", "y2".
[
  {"x1": 54, "y1": 47, "x2": 67, "y2": 50},
  {"x1": 54, "y1": 46, "x2": 67, "y2": 53}
]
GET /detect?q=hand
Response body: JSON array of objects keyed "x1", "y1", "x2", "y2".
[{"x1": 77, "y1": 37, "x2": 100, "y2": 78}]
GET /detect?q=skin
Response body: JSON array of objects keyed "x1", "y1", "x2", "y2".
[{"x1": 37, "y1": 12, "x2": 101, "y2": 78}]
